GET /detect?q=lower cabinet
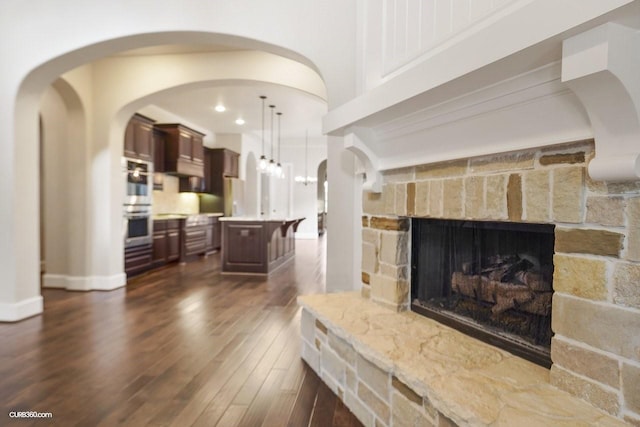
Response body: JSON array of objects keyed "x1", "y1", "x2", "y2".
[
  {"x1": 152, "y1": 219, "x2": 182, "y2": 268},
  {"x1": 125, "y1": 243, "x2": 153, "y2": 277},
  {"x1": 183, "y1": 226, "x2": 207, "y2": 258},
  {"x1": 205, "y1": 216, "x2": 220, "y2": 253},
  {"x1": 147, "y1": 216, "x2": 220, "y2": 272}
]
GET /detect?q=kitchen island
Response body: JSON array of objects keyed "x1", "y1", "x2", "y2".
[{"x1": 219, "y1": 217, "x2": 305, "y2": 275}]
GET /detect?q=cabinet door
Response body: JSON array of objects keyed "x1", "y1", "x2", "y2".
[
  {"x1": 167, "y1": 230, "x2": 180, "y2": 261},
  {"x1": 184, "y1": 228, "x2": 207, "y2": 256},
  {"x1": 230, "y1": 152, "x2": 239, "y2": 177},
  {"x1": 135, "y1": 121, "x2": 153, "y2": 161},
  {"x1": 205, "y1": 224, "x2": 214, "y2": 252},
  {"x1": 124, "y1": 244, "x2": 152, "y2": 277},
  {"x1": 152, "y1": 231, "x2": 167, "y2": 265},
  {"x1": 178, "y1": 131, "x2": 192, "y2": 160},
  {"x1": 191, "y1": 134, "x2": 204, "y2": 164},
  {"x1": 124, "y1": 120, "x2": 136, "y2": 158},
  {"x1": 153, "y1": 129, "x2": 165, "y2": 173},
  {"x1": 213, "y1": 222, "x2": 221, "y2": 249},
  {"x1": 221, "y1": 149, "x2": 239, "y2": 177}
]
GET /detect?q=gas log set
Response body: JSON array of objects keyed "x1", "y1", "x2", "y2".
[{"x1": 452, "y1": 254, "x2": 552, "y2": 316}]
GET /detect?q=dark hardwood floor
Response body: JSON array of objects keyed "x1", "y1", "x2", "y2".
[{"x1": 0, "y1": 237, "x2": 362, "y2": 427}]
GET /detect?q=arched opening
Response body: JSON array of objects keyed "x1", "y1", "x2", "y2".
[
  {"x1": 39, "y1": 78, "x2": 89, "y2": 290},
  {"x1": 5, "y1": 31, "x2": 328, "y2": 319}
]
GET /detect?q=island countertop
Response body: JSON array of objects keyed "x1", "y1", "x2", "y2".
[{"x1": 219, "y1": 216, "x2": 300, "y2": 222}]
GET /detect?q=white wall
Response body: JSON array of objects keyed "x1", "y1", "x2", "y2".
[
  {"x1": 278, "y1": 136, "x2": 327, "y2": 238},
  {"x1": 241, "y1": 132, "x2": 263, "y2": 216},
  {"x1": 40, "y1": 86, "x2": 70, "y2": 280},
  {"x1": 213, "y1": 133, "x2": 243, "y2": 154}
]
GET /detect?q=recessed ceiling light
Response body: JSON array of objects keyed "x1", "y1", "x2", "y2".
[
  {"x1": 214, "y1": 104, "x2": 226, "y2": 112},
  {"x1": 235, "y1": 118, "x2": 245, "y2": 125}
]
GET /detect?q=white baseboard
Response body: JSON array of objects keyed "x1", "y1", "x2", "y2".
[
  {"x1": 42, "y1": 273, "x2": 126, "y2": 291},
  {"x1": 0, "y1": 296, "x2": 43, "y2": 322},
  {"x1": 295, "y1": 232, "x2": 318, "y2": 240},
  {"x1": 42, "y1": 274, "x2": 68, "y2": 289},
  {"x1": 92, "y1": 273, "x2": 127, "y2": 291}
]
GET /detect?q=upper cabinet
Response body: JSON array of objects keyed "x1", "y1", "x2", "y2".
[
  {"x1": 152, "y1": 127, "x2": 166, "y2": 173},
  {"x1": 180, "y1": 147, "x2": 240, "y2": 195},
  {"x1": 154, "y1": 124, "x2": 205, "y2": 178},
  {"x1": 205, "y1": 148, "x2": 240, "y2": 191},
  {"x1": 219, "y1": 148, "x2": 239, "y2": 178},
  {"x1": 124, "y1": 114, "x2": 155, "y2": 161}
]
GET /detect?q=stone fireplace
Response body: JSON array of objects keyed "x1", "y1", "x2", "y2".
[
  {"x1": 355, "y1": 139, "x2": 640, "y2": 422},
  {"x1": 299, "y1": 138, "x2": 639, "y2": 426}
]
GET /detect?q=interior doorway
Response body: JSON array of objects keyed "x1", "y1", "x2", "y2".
[{"x1": 317, "y1": 159, "x2": 327, "y2": 236}]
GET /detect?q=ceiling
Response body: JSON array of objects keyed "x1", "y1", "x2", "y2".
[
  {"x1": 116, "y1": 44, "x2": 328, "y2": 142},
  {"x1": 151, "y1": 83, "x2": 327, "y2": 140}
]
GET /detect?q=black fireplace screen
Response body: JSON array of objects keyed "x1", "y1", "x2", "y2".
[{"x1": 411, "y1": 218, "x2": 555, "y2": 367}]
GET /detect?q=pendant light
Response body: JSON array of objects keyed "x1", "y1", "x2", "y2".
[
  {"x1": 268, "y1": 104, "x2": 276, "y2": 175},
  {"x1": 294, "y1": 130, "x2": 318, "y2": 185},
  {"x1": 276, "y1": 112, "x2": 283, "y2": 179},
  {"x1": 258, "y1": 96, "x2": 268, "y2": 172}
]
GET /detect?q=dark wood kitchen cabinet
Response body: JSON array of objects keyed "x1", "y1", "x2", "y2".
[
  {"x1": 125, "y1": 243, "x2": 153, "y2": 277},
  {"x1": 154, "y1": 123, "x2": 205, "y2": 178},
  {"x1": 152, "y1": 127, "x2": 166, "y2": 173},
  {"x1": 181, "y1": 225, "x2": 207, "y2": 261},
  {"x1": 152, "y1": 219, "x2": 181, "y2": 268},
  {"x1": 181, "y1": 147, "x2": 240, "y2": 195},
  {"x1": 215, "y1": 148, "x2": 239, "y2": 178},
  {"x1": 221, "y1": 218, "x2": 304, "y2": 275},
  {"x1": 124, "y1": 114, "x2": 155, "y2": 161},
  {"x1": 205, "y1": 216, "x2": 221, "y2": 252}
]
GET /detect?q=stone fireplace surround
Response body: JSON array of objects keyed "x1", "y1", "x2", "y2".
[{"x1": 300, "y1": 140, "x2": 640, "y2": 426}]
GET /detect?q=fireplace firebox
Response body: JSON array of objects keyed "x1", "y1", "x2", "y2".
[{"x1": 411, "y1": 218, "x2": 555, "y2": 367}]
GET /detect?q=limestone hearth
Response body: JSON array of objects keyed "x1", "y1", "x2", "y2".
[{"x1": 299, "y1": 292, "x2": 628, "y2": 426}]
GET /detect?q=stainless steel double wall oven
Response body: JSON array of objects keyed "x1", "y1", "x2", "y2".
[{"x1": 123, "y1": 157, "x2": 153, "y2": 248}]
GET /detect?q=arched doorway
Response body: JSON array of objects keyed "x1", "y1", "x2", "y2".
[{"x1": 4, "y1": 32, "x2": 329, "y2": 320}]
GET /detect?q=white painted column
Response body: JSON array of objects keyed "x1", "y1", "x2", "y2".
[
  {"x1": 326, "y1": 136, "x2": 362, "y2": 292},
  {"x1": 81, "y1": 113, "x2": 127, "y2": 290},
  {"x1": 0, "y1": 91, "x2": 43, "y2": 321}
]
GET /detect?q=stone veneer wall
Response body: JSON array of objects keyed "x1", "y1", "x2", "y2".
[{"x1": 360, "y1": 140, "x2": 640, "y2": 424}]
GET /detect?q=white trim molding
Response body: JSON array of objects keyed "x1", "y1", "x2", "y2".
[
  {"x1": 42, "y1": 273, "x2": 126, "y2": 291},
  {"x1": 562, "y1": 23, "x2": 640, "y2": 181},
  {"x1": 0, "y1": 296, "x2": 43, "y2": 322}
]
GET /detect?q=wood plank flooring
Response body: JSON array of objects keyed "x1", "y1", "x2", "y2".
[{"x1": 0, "y1": 238, "x2": 362, "y2": 427}]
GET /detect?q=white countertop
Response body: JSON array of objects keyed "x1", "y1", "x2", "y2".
[
  {"x1": 218, "y1": 216, "x2": 304, "y2": 222},
  {"x1": 153, "y1": 212, "x2": 224, "y2": 220}
]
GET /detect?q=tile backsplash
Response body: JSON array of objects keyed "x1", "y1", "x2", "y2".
[{"x1": 152, "y1": 174, "x2": 199, "y2": 215}]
